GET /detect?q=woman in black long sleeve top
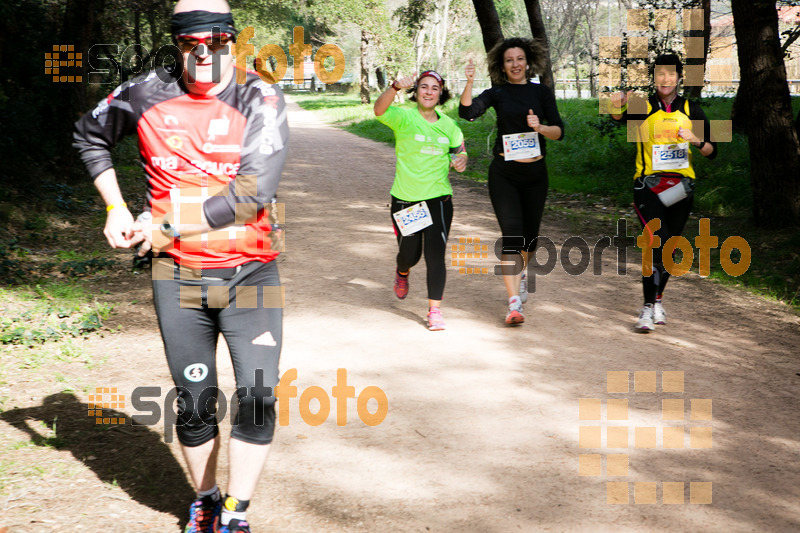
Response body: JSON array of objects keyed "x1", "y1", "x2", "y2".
[{"x1": 459, "y1": 37, "x2": 564, "y2": 326}]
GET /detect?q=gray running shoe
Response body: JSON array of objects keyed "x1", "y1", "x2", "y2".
[
  {"x1": 653, "y1": 300, "x2": 667, "y2": 325},
  {"x1": 635, "y1": 304, "x2": 655, "y2": 332}
]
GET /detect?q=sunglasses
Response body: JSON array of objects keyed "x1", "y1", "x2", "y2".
[{"x1": 176, "y1": 33, "x2": 233, "y2": 53}]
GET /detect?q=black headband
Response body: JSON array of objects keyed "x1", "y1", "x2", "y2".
[{"x1": 171, "y1": 10, "x2": 237, "y2": 39}]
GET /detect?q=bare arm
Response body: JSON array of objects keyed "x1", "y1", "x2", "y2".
[
  {"x1": 460, "y1": 59, "x2": 475, "y2": 106},
  {"x1": 93, "y1": 169, "x2": 135, "y2": 249},
  {"x1": 374, "y1": 74, "x2": 416, "y2": 116},
  {"x1": 610, "y1": 90, "x2": 632, "y2": 121}
]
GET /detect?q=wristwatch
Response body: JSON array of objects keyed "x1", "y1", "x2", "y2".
[
  {"x1": 160, "y1": 222, "x2": 180, "y2": 239},
  {"x1": 391, "y1": 80, "x2": 401, "y2": 91},
  {"x1": 694, "y1": 140, "x2": 707, "y2": 150}
]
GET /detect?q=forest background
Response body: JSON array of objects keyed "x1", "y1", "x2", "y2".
[{"x1": 1, "y1": 0, "x2": 800, "y2": 322}]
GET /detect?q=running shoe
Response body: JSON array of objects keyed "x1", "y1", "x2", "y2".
[
  {"x1": 635, "y1": 304, "x2": 655, "y2": 332},
  {"x1": 653, "y1": 300, "x2": 667, "y2": 325},
  {"x1": 505, "y1": 300, "x2": 525, "y2": 325},
  {"x1": 183, "y1": 495, "x2": 222, "y2": 533},
  {"x1": 519, "y1": 272, "x2": 528, "y2": 304},
  {"x1": 393, "y1": 270, "x2": 409, "y2": 299},
  {"x1": 218, "y1": 519, "x2": 252, "y2": 533},
  {"x1": 427, "y1": 307, "x2": 446, "y2": 331}
]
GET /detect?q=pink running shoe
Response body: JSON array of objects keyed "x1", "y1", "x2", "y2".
[
  {"x1": 394, "y1": 270, "x2": 409, "y2": 299},
  {"x1": 427, "y1": 307, "x2": 446, "y2": 331},
  {"x1": 505, "y1": 300, "x2": 525, "y2": 325}
]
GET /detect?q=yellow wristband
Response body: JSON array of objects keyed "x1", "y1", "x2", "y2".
[
  {"x1": 610, "y1": 103, "x2": 628, "y2": 115},
  {"x1": 106, "y1": 203, "x2": 127, "y2": 212}
]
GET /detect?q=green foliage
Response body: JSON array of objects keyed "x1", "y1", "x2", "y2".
[
  {"x1": 394, "y1": 0, "x2": 434, "y2": 35},
  {"x1": 0, "y1": 283, "x2": 113, "y2": 347},
  {"x1": 0, "y1": 239, "x2": 31, "y2": 283},
  {"x1": 0, "y1": 236, "x2": 117, "y2": 284},
  {"x1": 293, "y1": 92, "x2": 800, "y2": 311}
]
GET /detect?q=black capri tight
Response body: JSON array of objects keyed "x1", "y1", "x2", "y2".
[
  {"x1": 152, "y1": 260, "x2": 282, "y2": 447},
  {"x1": 390, "y1": 195, "x2": 453, "y2": 301},
  {"x1": 633, "y1": 177, "x2": 694, "y2": 303},
  {"x1": 489, "y1": 157, "x2": 549, "y2": 254}
]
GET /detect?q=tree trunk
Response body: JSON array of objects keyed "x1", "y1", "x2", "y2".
[
  {"x1": 60, "y1": 0, "x2": 106, "y2": 178},
  {"x1": 731, "y1": 0, "x2": 800, "y2": 226},
  {"x1": 572, "y1": 40, "x2": 580, "y2": 98},
  {"x1": 376, "y1": 66, "x2": 386, "y2": 90},
  {"x1": 523, "y1": 0, "x2": 555, "y2": 91},
  {"x1": 684, "y1": 0, "x2": 711, "y2": 100},
  {"x1": 471, "y1": 0, "x2": 504, "y2": 54},
  {"x1": 360, "y1": 30, "x2": 370, "y2": 104}
]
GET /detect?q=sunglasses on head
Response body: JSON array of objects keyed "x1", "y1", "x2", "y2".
[{"x1": 175, "y1": 33, "x2": 233, "y2": 53}]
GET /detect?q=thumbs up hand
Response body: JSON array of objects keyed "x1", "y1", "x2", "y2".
[
  {"x1": 393, "y1": 73, "x2": 417, "y2": 90},
  {"x1": 465, "y1": 59, "x2": 475, "y2": 82},
  {"x1": 527, "y1": 109, "x2": 541, "y2": 131}
]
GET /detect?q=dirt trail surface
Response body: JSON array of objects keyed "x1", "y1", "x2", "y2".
[{"x1": 2, "y1": 98, "x2": 800, "y2": 532}]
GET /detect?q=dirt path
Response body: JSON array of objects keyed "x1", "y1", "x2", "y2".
[{"x1": 2, "y1": 98, "x2": 799, "y2": 532}]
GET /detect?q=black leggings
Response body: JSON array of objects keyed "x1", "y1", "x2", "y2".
[
  {"x1": 152, "y1": 260, "x2": 282, "y2": 447},
  {"x1": 390, "y1": 195, "x2": 453, "y2": 301},
  {"x1": 633, "y1": 177, "x2": 694, "y2": 303},
  {"x1": 488, "y1": 157, "x2": 549, "y2": 254}
]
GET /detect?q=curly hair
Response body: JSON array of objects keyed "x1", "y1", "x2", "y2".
[
  {"x1": 486, "y1": 37, "x2": 547, "y2": 85},
  {"x1": 407, "y1": 78, "x2": 452, "y2": 106}
]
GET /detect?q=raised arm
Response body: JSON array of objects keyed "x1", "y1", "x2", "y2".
[
  {"x1": 374, "y1": 74, "x2": 416, "y2": 117},
  {"x1": 610, "y1": 90, "x2": 633, "y2": 121},
  {"x1": 458, "y1": 59, "x2": 491, "y2": 121},
  {"x1": 460, "y1": 59, "x2": 475, "y2": 107}
]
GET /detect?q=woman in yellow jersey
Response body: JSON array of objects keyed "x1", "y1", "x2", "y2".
[
  {"x1": 374, "y1": 71, "x2": 468, "y2": 330},
  {"x1": 611, "y1": 53, "x2": 717, "y2": 332}
]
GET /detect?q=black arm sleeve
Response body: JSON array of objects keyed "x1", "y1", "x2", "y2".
[
  {"x1": 203, "y1": 88, "x2": 290, "y2": 229},
  {"x1": 73, "y1": 87, "x2": 139, "y2": 180},
  {"x1": 539, "y1": 84, "x2": 565, "y2": 140},
  {"x1": 458, "y1": 88, "x2": 493, "y2": 121},
  {"x1": 689, "y1": 100, "x2": 718, "y2": 160}
]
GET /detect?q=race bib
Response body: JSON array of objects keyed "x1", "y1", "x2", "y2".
[
  {"x1": 652, "y1": 143, "x2": 689, "y2": 171},
  {"x1": 392, "y1": 201, "x2": 433, "y2": 237},
  {"x1": 502, "y1": 132, "x2": 541, "y2": 161}
]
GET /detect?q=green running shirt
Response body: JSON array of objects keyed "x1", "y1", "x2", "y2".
[{"x1": 376, "y1": 106, "x2": 465, "y2": 202}]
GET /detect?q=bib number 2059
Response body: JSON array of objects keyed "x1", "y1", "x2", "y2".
[{"x1": 502, "y1": 132, "x2": 541, "y2": 161}]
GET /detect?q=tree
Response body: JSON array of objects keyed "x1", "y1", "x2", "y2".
[
  {"x1": 683, "y1": 0, "x2": 710, "y2": 99},
  {"x1": 522, "y1": 0, "x2": 554, "y2": 89},
  {"x1": 471, "y1": 0, "x2": 504, "y2": 54},
  {"x1": 731, "y1": 0, "x2": 800, "y2": 226},
  {"x1": 305, "y1": 0, "x2": 390, "y2": 103},
  {"x1": 395, "y1": 0, "x2": 473, "y2": 77}
]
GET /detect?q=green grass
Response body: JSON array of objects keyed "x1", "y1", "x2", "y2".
[
  {"x1": 0, "y1": 282, "x2": 114, "y2": 347},
  {"x1": 292, "y1": 92, "x2": 800, "y2": 311}
]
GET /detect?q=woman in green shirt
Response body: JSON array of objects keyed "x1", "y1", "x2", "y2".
[{"x1": 374, "y1": 70, "x2": 468, "y2": 330}]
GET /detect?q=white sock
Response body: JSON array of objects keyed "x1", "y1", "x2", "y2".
[
  {"x1": 509, "y1": 296, "x2": 521, "y2": 306},
  {"x1": 221, "y1": 509, "x2": 247, "y2": 526}
]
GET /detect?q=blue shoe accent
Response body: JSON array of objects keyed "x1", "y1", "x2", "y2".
[{"x1": 183, "y1": 495, "x2": 221, "y2": 533}]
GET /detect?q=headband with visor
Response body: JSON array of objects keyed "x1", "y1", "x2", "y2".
[
  {"x1": 417, "y1": 70, "x2": 444, "y2": 86},
  {"x1": 171, "y1": 10, "x2": 237, "y2": 40}
]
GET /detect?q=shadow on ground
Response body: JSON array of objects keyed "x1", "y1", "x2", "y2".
[{"x1": 0, "y1": 392, "x2": 194, "y2": 525}]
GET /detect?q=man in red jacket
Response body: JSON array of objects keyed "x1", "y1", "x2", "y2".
[{"x1": 73, "y1": 1, "x2": 287, "y2": 531}]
